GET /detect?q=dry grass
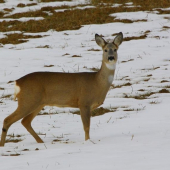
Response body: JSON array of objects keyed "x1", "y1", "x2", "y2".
[
  {"x1": 17, "y1": 3, "x2": 37, "y2": 7},
  {"x1": 121, "y1": 59, "x2": 134, "y2": 63},
  {"x1": 89, "y1": 67, "x2": 100, "y2": 72},
  {"x1": 114, "y1": 19, "x2": 147, "y2": 23},
  {"x1": 5, "y1": 138, "x2": 23, "y2": 143},
  {"x1": 91, "y1": 0, "x2": 170, "y2": 9},
  {"x1": 0, "y1": 11, "x2": 4, "y2": 18},
  {"x1": 41, "y1": 0, "x2": 72, "y2": 2},
  {"x1": 111, "y1": 82, "x2": 132, "y2": 88},
  {"x1": 124, "y1": 88, "x2": 170, "y2": 100},
  {"x1": 157, "y1": 9, "x2": 170, "y2": 14},
  {"x1": 161, "y1": 80, "x2": 169, "y2": 83},
  {"x1": 0, "y1": 5, "x2": 152, "y2": 33},
  {"x1": 124, "y1": 34, "x2": 147, "y2": 41},
  {"x1": 44, "y1": 64, "x2": 54, "y2": 67},
  {"x1": 88, "y1": 48, "x2": 101, "y2": 51},
  {"x1": 72, "y1": 55, "x2": 81, "y2": 57},
  {"x1": 17, "y1": 3, "x2": 26, "y2": 7},
  {"x1": 124, "y1": 91, "x2": 155, "y2": 100},
  {"x1": 0, "y1": 0, "x2": 168, "y2": 34},
  {"x1": 72, "y1": 107, "x2": 116, "y2": 117},
  {"x1": 159, "y1": 89, "x2": 170, "y2": 93},
  {"x1": 0, "y1": 33, "x2": 45, "y2": 45},
  {"x1": 2, "y1": 153, "x2": 20, "y2": 156},
  {"x1": 1, "y1": 94, "x2": 12, "y2": 99}
]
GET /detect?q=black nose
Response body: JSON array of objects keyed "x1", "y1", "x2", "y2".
[{"x1": 108, "y1": 56, "x2": 115, "y2": 61}]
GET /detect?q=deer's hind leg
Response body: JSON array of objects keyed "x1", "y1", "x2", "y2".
[
  {"x1": 0, "y1": 106, "x2": 36, "y2": 146},
  {"x1": 0, "y1": 96, "x2": 44, "y2": 147},
  {"x1": 21, "y1": 105, "x2": 44, "y2": 143}
]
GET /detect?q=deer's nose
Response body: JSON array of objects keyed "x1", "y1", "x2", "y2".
[{"x1": 108, "y1": 56, "x2": 115, "y2": 61}]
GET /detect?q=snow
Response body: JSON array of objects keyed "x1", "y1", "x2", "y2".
[{"x1": 0, "y1": 0, "x2": 170, "y2": 170}]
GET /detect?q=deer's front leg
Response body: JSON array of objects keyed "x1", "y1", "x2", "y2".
[{"x1": 80, "y1": 106, "x2": 91, "y2": 140}]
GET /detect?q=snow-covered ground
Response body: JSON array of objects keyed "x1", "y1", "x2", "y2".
[{"x1": 0, "y1": 0, "x2": 170, "y2": 169}]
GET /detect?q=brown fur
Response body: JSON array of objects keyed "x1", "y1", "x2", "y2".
[{"x1": 0, "y1": 33, "x2": 123, "y2": 146}]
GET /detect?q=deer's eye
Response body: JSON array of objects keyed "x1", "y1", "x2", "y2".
[
  {"x1": 114, "y1": 49, "x2": 117, "y2": 52},
  {"x1": 105, "y1": 49, "x2": 107, "y2": 52}
]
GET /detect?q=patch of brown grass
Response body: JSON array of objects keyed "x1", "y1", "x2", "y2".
[
  {"x1": 91, "y1": 0, "x2": 170, "y2": 9},
  {"x1": 17, "y1": 3, "x2": 38, "y2": 8},
  {"x1": 17, "y1": 3, "x2": 26, "y2": 7},
  {"x1": 1, "y1": 94, "x2": 12, "y2": 99},
  {"x1": 124, "y1": 91, "x2": 155, "y2": 100},
  {"x1": 41, "y1": 0, "x2": 71, "y2": 2},
  {"x1": 72, "y1": 107, "x2": 116, "y2": 117},
  {"x1": 89, "y1": 67, "x2": 100, "y2": 72},
  {"x1": 159, "y1": 89, "x2": 170, "y2": 93},
  {"x1": 111, "y1": 82, "x2": 132, "y2": 88},
  {"x1": 114, "y1": 19, "x2": 147, "y2": 23},
  {"x1": 124, "y1": 34, "x2": 147, "y2": 41},
  {"x1": 5, "y1": 138, "x2": 23, "y2": 143},
  {"x1": 2, "y1": 153, "x2": 20, "y2": 156},
  {"x1": 121, "y1": 59, "x2": 134, "y2": 63},
  {"x1": 161, "y1": 80, "x2": 169, "y2": 83},
  {"x1": 44, "y1": 64, "x2": 54, "y2": 67},
  {"x1": 0, "y1": 11, "x2": 4, "y2": 18},
  {"x1": 36, "y1": 45, "x2": 50, "y2": 48},
  {"x1": 72, "y1": 55, "x2": 81, "y2": 57},
  {"x1": 0, "y1": 33, "x2": 45, "y2": 45},
  {"x1": 0, "y1": 6, "x2": 150, "y2": 33},
  {"x1": 27, "y1": 3, "x2": 38, "y2": 7},
  {"x1": 88, "y1": 48, "x2": 101, "y2": 51},
  {"x1": 4, "y1": 10, "x2": 49, "y2": 19},
  {"x1": 157, "y1": 9, "x2": 170, "y2": 14}
]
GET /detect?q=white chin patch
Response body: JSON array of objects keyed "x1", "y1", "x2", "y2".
[
  {"x1": 108, "y1": 75, "x2": 114, "y2": 84},
  {"x1": 105, "y1": 63, "x2": 116, "y2": 70}
]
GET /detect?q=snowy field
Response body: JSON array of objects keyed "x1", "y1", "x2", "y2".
[{"x1": 0, "y1": 0, "x2": 170, "y2": 169}]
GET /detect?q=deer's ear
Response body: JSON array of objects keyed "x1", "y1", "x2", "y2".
[
  {"x1": 95, "y1": 34, "x2": 107, "y2": 48},
  {"x1": 113, "y1": 32, "x2": 123, "y2": 47}
]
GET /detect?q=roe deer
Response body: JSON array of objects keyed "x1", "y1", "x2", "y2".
[{"x1": 0, "y1": 32, "x2": 123, "y2": 146}]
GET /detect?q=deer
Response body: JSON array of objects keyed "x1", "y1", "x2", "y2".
[{"x1": 0, "y1": 32, "x2": 123, "y2": 146}]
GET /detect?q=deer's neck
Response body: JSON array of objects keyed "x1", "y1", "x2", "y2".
[{"x1": 97, "y1": 61, "x2": 116, "y2": 86}]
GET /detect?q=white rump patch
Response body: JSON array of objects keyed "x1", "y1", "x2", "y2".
[
  {"x1": 108, "y1": 75, "x2": 114, "y2": 84},
  {"x1": 14, "y1": 81, "x2": 20, "y2": 100},
  {"x1": 105, "y1": 63, "x2": 116, "y2": 70}
]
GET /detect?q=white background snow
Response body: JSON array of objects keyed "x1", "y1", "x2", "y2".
[{"x1": 0, "y1": 0, "x2": 170, "y2": 169}]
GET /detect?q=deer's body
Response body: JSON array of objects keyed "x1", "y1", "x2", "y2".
[
  {"x1": 15, "y1": 70, "x2": 110, "y2": 109},
  {"x1": 0, "y1": 33, "x2": 123, "y2": 146}
]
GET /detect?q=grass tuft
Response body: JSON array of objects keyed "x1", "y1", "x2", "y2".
[
  {"x1": 0, "y1": 33, "x2": 46, "y2": 45},
  {"x1": 124, "y1": 34, "x2": 147, "y2": 41},
  {"x1": 17, "y1": 3, "x2": 26, "y2": 7},
  {"x1": 72, "y1": 107, "x2": 115, "y2": 117},
  {"x1": 159, "y1": 89, "x2": 170, "y2": 93}
]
